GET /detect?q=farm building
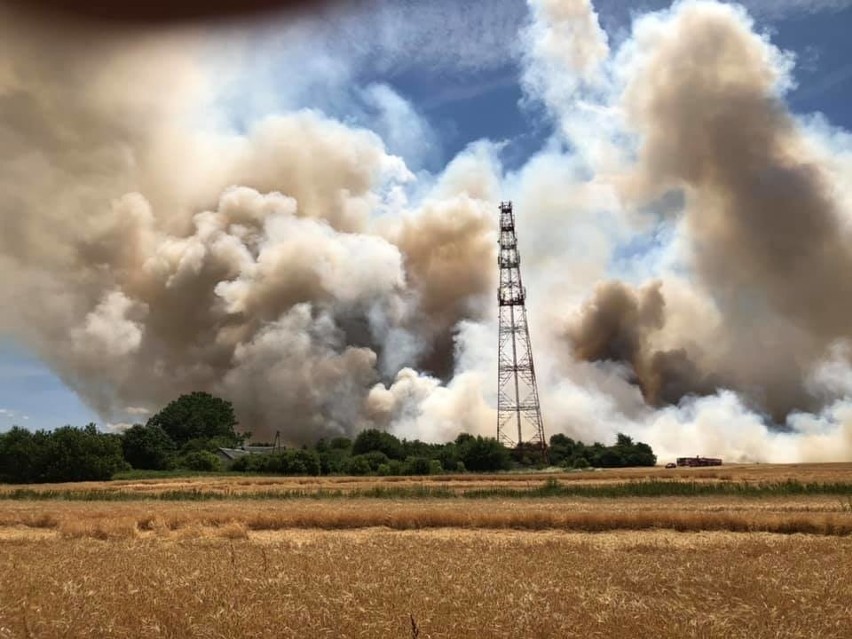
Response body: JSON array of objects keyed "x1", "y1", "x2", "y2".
[{"x1": 216, "y1": 445, "x2": 276, "y2": 468}]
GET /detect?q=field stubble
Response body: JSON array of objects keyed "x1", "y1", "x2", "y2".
[
  {"x1": 0, "y1": 495, "x2": 851, "y2": 540},
  {"x1": 2, "y1": 466, "x2": 852, "y2": 637},
  {"x1": 1, "y1": 530, "x2": 850, "y2": 638},
  {"x1": 5, "y1": 462, "x2": 852, "y2": 498}
]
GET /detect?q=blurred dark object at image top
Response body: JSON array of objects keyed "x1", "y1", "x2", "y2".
[{"x1": 3, "y1": 0, "x2": 351, "y2": 23}]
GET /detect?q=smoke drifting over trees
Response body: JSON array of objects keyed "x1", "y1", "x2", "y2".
[
  {"x1": 0, "y1": 5, "x2": 496, "y2": 442},
  {"x1": 2, "y1": 1, "x2": 852, "y2": 461}
]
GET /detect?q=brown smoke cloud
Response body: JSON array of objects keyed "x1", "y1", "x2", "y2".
[
  {"x1": 5, "y1": 0, "x2": 852, "y2": 462},
  {"x1": 0, "y1": 5, "x2": 497, "y2": 442},
  {"x1": 390, "y1": 197, "x2": 496, "y2": 377},
  {"x1": 567, "y1": 280, "x2": 720, "y2": 407},
  {"x1": 566, "y1": 1, "x2": 852, "y2": 421},
  {"x1": 625, "y1": 1, "x2": 852, "y2": 340}
]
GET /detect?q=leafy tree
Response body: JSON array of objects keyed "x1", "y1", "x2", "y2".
[
  {"x1": 596, "y1": 447, "x2": 624, "y2": 468},
  {"x1": 0, "y1": 427, "x2": 43, "y2": 483},
  {"x1": 147, "y1": 392, "x2": 240, "y2": 447},
  {"x1": 401, "y1": 438, "x2": 438, "y2": 460},
  {"x1": 614, "y1": 435, "x2": 656, "y2": 467},
  {"x1": 359, "y1": 451, "x2": 390, "y2": 472},
  {"x1": 435, "y1": 443, "x2": 460, "y2": 472},
  {"x1": 352, "y1": 429, "x2": 404, "y2": 460},
  {"x1": 287, "y1": 450, "x2": 321, "y2": 476},
  {"x1": 42, "y1": 424, "x2": 128, "y2": 482},
  {"x1": 402, "y1": 456, "x2": 433, "y2": 476},
  {"x1": 343, "y1": 455, "x2": 372, "y2": 476},
  {"x1": 329, "y1": 437, "x2": 353, "y2": 450},
  {"x1": 549, "y1": 434, "x2": 580, "y2": 467},
  {"x1": 551, "y1": 432, "x2": 656, "y2": 468},
  {"x1": 0, "y1": 425, "x2": 127, "y2": 483},
  {"x1": 122, "y1": 424, "x2": 176, "y2": 470},
  {"x1": 318, "y1": 448, "x2": 350, "y2": 475},
  {"x1": 456, "y1": 434, "x2": 512, "y2": 472}
]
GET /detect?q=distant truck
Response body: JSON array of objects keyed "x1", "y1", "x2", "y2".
[{"x1": 676, "y1": 456, "x2": 723, "y2": 467}]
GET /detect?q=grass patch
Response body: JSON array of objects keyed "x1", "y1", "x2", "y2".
[
  {"x1": 112, "y1": 469, "x2": 249, "y2": 481},
  {"x1": 3, "y1": 479, "x2": 852, "y2": 502}
]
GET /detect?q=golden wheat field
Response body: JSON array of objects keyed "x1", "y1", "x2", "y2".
[
  {"x1": 2, "y1": 465, "x2": 852, "y2": 638},
  {"x1": 3, "y1": 462, "x2": 851, "y2": 498},
  {"x1": 1, "y1": 530, "x2": 851, "y2": 638}
]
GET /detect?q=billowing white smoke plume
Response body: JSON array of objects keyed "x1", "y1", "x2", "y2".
[
  {"x1": 515, "y1": 0, "x2": 852, "y2": 462},
  {"x1": 2, "y1": 1, "x2": 852, "y2": 461},
  {"x1": 0, "y1": 6, "x2": 498, "y2": 442}
]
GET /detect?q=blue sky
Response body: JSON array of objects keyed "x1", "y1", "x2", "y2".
[{"x1": 2, "y1": 0, "x2": 852, "y2": 432}]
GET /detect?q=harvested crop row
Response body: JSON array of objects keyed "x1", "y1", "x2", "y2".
[{"x1": 2, "y1": 498, "x2": 852, "y2": 539}]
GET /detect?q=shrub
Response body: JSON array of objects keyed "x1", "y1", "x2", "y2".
[
  {"x1": 288, "y1": 450, "x2": 321, "y2": 477},
  {"x1": 232, "y1": 450, "x2": 321, "y2": 476},
  {"x1": 343, "y1": 455, "x2": 372, "y2": 476},
  {"x1": 360, "y1": 451, "x2": 390, "y2": 472},
  {"x1": 403, "y1": 456, "x2": 432, "y2": 476},
  {"x1": 456, "y1": 435, "x2": 512, "y2": 472},
  {"x1": 179, "y1": 451, "x2": 222, "y2": 472},
  {"x1": 319, "y1": 449, "x2": 350, "y2": 475}
]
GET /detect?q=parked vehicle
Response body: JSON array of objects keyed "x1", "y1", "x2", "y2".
[{"x1": 676, "y1": 456, "x2": 723, "y2": 467}]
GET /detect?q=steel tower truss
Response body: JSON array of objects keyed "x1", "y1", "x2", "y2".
[{"x1": 496, "y1": 201, "x2": 546, "y2": 451}]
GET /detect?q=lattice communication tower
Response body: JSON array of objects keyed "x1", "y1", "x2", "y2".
[{"x1": 496, "y1": 201, "x2": 546, "y2": 452}]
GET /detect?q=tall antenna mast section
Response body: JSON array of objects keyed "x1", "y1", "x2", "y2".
[{"x1": 496, "y1": 202, "x2": 546, "y2": 453}]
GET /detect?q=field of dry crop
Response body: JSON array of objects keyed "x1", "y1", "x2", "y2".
[
  {"x1": 3, "y1": 461, "x2": 852, "y2": 498},
  {"x1": 1, "y1": 529, "x2": 851, "y2": 638},
  {"x1": 2, "y1": 465, "x2": 852, "y2": 638}
]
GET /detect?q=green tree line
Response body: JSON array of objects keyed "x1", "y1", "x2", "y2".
[{"x1": 0, "y1": 392, "x2": 656, "y2": 484}]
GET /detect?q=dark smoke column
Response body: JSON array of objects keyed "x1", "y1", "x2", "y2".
[{"x1": 496, "y1": 202, "x2": 546, "y2": 454}]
